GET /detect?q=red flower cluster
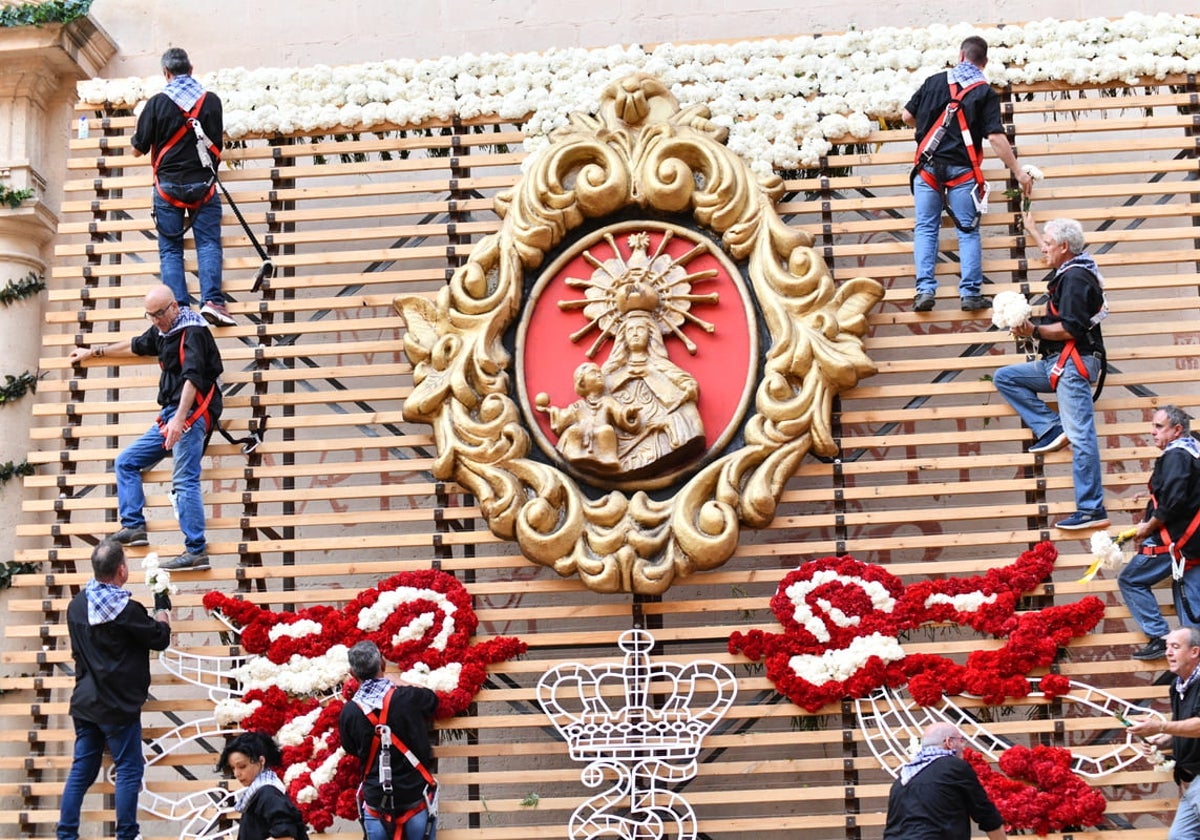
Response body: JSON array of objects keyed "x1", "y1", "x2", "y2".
[
  {"x1": 966, "y1": 745, "x2": 1107, "y2": 834},
  {"x1": 729, "y1": 543, "x2": 1104, "y2": 711},
  {"x1": 205, "y1": 570, "x2": 527, "y2": 831}
]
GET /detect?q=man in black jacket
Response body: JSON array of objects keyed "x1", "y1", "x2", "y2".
[
  {"x1": 131, "y1": 47, "x2": 234, "y2": 327},
  {"x1": 1131, "y1": 627, "x2": 1200, "y2": 837},
  {"x1": 994, "y1": 216, "x2": 1108, "y2": 532},
  {"x1": 883, "y1": 722, "x2": 1006, "y2": 840},
  {"x1": 69, "y1": 283, "x2": 224, "y2": 569},
  {"x1": 57, "y1": 539, "x2": 171, "y2": 840},
  {"x1": 1119, "y1": 405, "x2": 1200, "y2": 660},
  {"x1": 338, "y1": 640, "x2": 438, "y2": 840}
]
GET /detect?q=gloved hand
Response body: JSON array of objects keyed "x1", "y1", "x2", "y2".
[{"x1": 154, "y1": 590, "x2": 172, "y2": 613}]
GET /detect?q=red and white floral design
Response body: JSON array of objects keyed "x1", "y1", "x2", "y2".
[
  {"x1": 728, "y1": 542, "x2": 1104, "y2": 712},
  {"x1": 203, "y1": 570, "x2": 526, "y2": 832}
]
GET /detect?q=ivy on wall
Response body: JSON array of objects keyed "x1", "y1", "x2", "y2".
[
  {"x1": 0, "y1": 0, "x2": 92, "y2": 27},
  {"x1": 0, "y1": 372, "x2": 38, "y2": 405},
  {"x1": 0, "y1": 272, "x2": 46, "y2": 306}
]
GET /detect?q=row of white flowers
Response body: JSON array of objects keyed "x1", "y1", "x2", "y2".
[{"x1": 78, "y1": 12, "x2": 1200, "y2": 175}]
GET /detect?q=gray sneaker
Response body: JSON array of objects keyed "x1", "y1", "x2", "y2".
[
  {"x1": 160, "y1": 551, "x2": 211, "y2": 571},
  {"x1": 112, "y1": 527, "x2": 149, "y2": 546}
]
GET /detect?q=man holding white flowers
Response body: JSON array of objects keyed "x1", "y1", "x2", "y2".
[
  {"x1": 902, "y1": 35, "x2": 1034, "y2": 313},
  {"x1": 994, "y1": 216, "x2": 1108, "y2": 532},
  {"x1": 58, "y1": 539, "x2": 171, "y2": 840},
  {"x1": 1129, "y1": 626, "x2": 1200, "y2": 840},
  {"x1": 1118, "y1": 405, "x2": 1200, "y2": 661}
]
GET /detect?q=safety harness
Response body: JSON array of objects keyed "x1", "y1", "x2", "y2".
[
  {"x1": 1044, "y1": 267, "x2": 1108, "y2": 401},
  {"x1": 152, "y1": 93, "x2": 220, "y2": 211},
  {"x1": 163, "y1": 331, "x2": 265, "y2": 454},
  {"x1": 911, "y1": 79, "x2": 989, "y2": 233},
  {"x1": 1143, "y1": 464, "x2": 1200, "y2": 623},
  {"x1": 154, "y1": 92, "x2": 276, "y2": 292},
  {"x1": 359, "y1": 688, "x2": 437, "y2": 840}
]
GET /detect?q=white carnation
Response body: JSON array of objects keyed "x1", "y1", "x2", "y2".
[
  {"x1": 923, "y1": 591, "x2": 999, "y2": 613},
  {"x1": 1090, "y1": 532, "x2": 1126, "y2": 572},
  {"x1": 214, "y1": 698, "x2": 261, "y2": 727},
  {"x1": 787, "y1": 633, "x2": 906, "y2": 685},
  {"x1": 991, "y1": 290, "x2": 1033, "y2": 330},
  {"x1": 268, "y1": 619, "x2": 325, "y2": 641}
]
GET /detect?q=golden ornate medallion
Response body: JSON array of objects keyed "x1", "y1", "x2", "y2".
[
  {"x1": 519, "y1": 222, "x2": 757, "y2": 491},
  {"x1": 396, "y1": 74, "x2": 884, "y2": 594}
]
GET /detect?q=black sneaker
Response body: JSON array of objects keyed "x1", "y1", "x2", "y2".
[
  {"x1": 914, "y1": 293, "x2": 936, "y2": 312},
  {"x1": 1029, "y1": 425, "x2": 1068, "y2": 454},
  {"x1": 1132, "y1": 638, "x2": 1168, "y2": 661},
  {"x1": 960, "y1": 295, "x2": 992, "y2": 311},
  {"x1": 112, "y1": 527, "x2": 148, "y2": 546},
  {"x1": 160, "y1": 551, "x2": 211, "y2": 571},
  {"x1": 1055, "y1": 510, "x2": 1111, "y2": 531}
]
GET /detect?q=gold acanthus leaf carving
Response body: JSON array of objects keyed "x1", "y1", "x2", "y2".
[{"x1": 397, "y1": 72, "x2": 884, "y2": 594}]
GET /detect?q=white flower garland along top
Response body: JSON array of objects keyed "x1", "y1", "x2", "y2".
[{"x1": 78, "y1": 13, "x2": 1200, "y2": 175}]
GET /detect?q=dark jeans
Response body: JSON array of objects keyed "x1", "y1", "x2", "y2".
[{"x1": 57, "y1": 717, "x2": 144, "y2": 840}]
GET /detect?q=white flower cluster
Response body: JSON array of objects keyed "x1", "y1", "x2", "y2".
[
  {"x1": 214, "y1": 697, "x2": 262, "y2": 727},
  {"x1": 232, "y1": 644, "x2": 350, "y2": 694},
  {"x1": 399, "y1": 661, "x2": 463, "y2": 694},
  {"x1": 923, "y1": 591, "x2": 999, "y2": 613},
  {"x1": 991, "y1": 290, "x2": 1033, "y2": 331},
  {"x1": 289, "y1": 747, "x2": 346, "y2": 803},
  {"x1": 140, "y1": 553, "x2": 177, "y2": 596},
  {"x1": 1023, "y1": 164, "x2": 1045, "y2": 182},
  {"x1": 275, "y1": 705, "x2": 324, "y2": 747},
  {"x1": 268, "y1": 619, "x2": 326, "y2": 642},
  {"x1": 75, "y1": 12, "x2": 1200, "y2": 176},
  {"x1": 1147, "y1": 743, "x2": 1176, "y2": 773},
  {"x1": 356, "y1": 586, "x2": 457, "y2": 651},
  {"x1": 787, "y1": 632, "x2": 906, "y2": 686},
  {"x1": 784, "y1": 570, "x2": 896, "y2": 644},
  {"x1": 1090, "y1": 532, "x2": 1127, "y2": 572}
]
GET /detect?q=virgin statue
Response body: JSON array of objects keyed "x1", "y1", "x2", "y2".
[{"x1": 601, "y1": 308, "x2": 705, "y2": 479}]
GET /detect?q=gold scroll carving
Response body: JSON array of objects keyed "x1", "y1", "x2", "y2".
[{"x1": 396, "y1": 73, "x2": 884, "y2": 594}]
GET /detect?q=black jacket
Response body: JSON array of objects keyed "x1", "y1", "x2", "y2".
[
  {"x1": 1146, "y1": 444, "x2": 1200, "y2": 559},
  {"x1": 67, "y1": 590, "x2": 171, "y2": 725},
  {"x1": 883, "y1": 755, "x2": 1004, "y2": 840},
  {"x1": 338, "y1": 684, "x2": 438, "y2": 810},
  {"x1": 237, "y1": 785, "x2": 308, "y2": 840},
  {"x1": 131, "y1": 88, "x2": 223, "y2": 184},
  {"x1": 132, "y1": 323, "x2": 223, "y2": 418},
  {"x1": 905, "y1": 71, "x2": 1003, "y2": 171},
  {"x1": 1037, "y1": 261, "x2": 1105, "y2": 359}
]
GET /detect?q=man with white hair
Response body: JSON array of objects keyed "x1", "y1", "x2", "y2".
[
  {"x1": 883, "y1": 721, "x2": 1006, "y2": 840},
  {"x1": 994, "y1": 214, "x2": 1108, "y2": 531}
]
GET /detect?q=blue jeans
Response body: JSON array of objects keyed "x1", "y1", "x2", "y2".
[
  {"x1": 57, "y1": 717, "x2": 143, "y2": 840},
  {"x1": 1119, "y1": 544, "x2": 1200, "y2": 639},
  {"x1": 115, "y1": 405, "x2": 209, "y2": 554},
  {"x1": 364, "y1": 806, "x2": 435, "y2": 840},
  {"x1": 154, "y1": 184, "x2": 224, "y2": 306},
  {"x1": 992, "y1": 354, "x2": 1105, "y2": 515},
  {"x1": 913, "y1": 167, "x2": 983, "y2": 297},
  {"x1": 1169, "y1": 778, "x2": 1200, "y2": 840}
]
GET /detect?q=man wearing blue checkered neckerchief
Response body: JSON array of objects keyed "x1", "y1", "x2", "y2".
[{"x1": 57, "y1": 540, "x2": 172, "y2": 840}]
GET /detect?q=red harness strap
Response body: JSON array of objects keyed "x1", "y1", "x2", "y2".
[
  {"x1": 157, "y1": 330, "x2": 215, "y2": 437},
  {"x1": 152, "y1": 92, "x2": 219, "y2": 210},
  {"x1": 1044, "y1": 298, "x2": 1090, "y2": 391},
  {"x1": 1146, "y1": 488, "x2": 1200, "y2": 568},
  {"x1": 359, "y1": 688, "x2": 437, "y2": 840},
  {"x1": 913, "y1": 79, "x2": 988, "y2": 194}
]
